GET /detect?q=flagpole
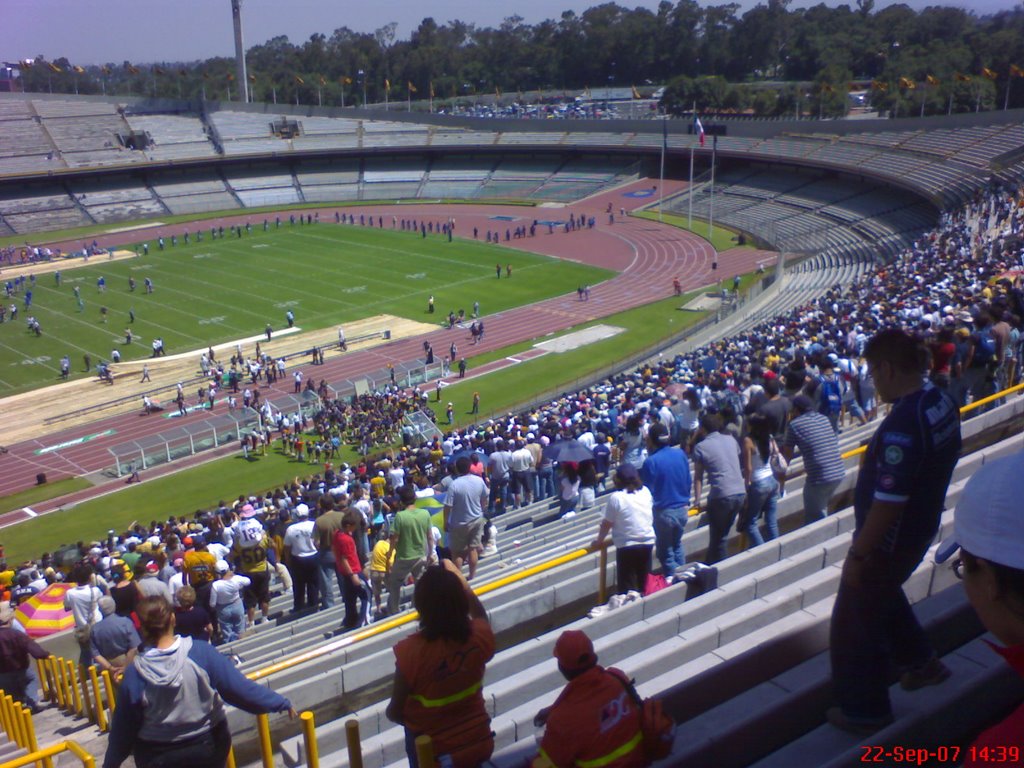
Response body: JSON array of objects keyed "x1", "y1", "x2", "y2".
[
  {"x1": 1005, "y1": 80, "x2": 1011, "y2": 111},
  {"x1": 709, "y1": 134, "x2": 717, "y2": 243},
  {"x1": 688, "y1": 101, "x2": 696, "y2": 231},
  {"x1": 658, "y1": 116, "x2": 666, "y2": 223}
]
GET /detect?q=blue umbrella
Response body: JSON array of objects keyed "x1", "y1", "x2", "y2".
[{"x1": 542, "y1": 439, "x2": 595, "y2": 463}]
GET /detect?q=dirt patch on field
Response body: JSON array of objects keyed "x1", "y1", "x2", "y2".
[{"x1": 0, "y1": 250, "x2": 138, "y2": 281}]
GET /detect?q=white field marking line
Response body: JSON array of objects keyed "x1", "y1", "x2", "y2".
[{"x1": 22, "y1": 507, "x2": 37, "y2": 517}]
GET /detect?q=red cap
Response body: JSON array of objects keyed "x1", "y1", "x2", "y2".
[{"x1": 554, "y1": 630, "x2": 596, "y2": 672}]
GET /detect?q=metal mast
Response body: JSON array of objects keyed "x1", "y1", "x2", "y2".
[{"x1": 231, "y1": 0, "x2": 248, "y2": 102}]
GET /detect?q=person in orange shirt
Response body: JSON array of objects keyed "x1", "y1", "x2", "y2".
[
  {"x1": 532, "y1": 630, "x2": 645, "y2": 768},
  {"x1": 386, "y1": 560, "x2": 493, "y2": 768}
]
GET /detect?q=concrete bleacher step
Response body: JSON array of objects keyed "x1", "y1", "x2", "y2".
[{"x1": 751, "y1": 631, "x2": 1024, "y2": 768}]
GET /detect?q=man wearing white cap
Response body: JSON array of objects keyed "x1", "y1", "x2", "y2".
[
  {"x1": 283, "y1": 504, "x2": 319, "y2": 614},
  {"x1": 935, "y1": 450, "x2": 1024, "y2": 760},
  {"x1": 828, "y1": 329, "x2": 961, "y2": 734}
]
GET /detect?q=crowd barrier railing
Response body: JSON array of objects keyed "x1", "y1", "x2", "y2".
[{"x1": 4, "y1": 740, "x2": 93, "y2": 768}]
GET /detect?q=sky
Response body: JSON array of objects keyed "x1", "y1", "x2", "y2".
[{"x1": 2, "y1": 0, "x2": 1019, "y2": 67}]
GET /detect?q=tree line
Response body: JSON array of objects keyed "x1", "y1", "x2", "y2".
[{"x1": 16, "y1": 0, "x2": 1024, "y2": 118}]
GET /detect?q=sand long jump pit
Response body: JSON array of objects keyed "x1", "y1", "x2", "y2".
[{"x1": 534, "y1": 324, "x2": 625, "y2": 353}]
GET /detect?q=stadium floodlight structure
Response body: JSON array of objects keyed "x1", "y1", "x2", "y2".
[{"x1": 231, "y1": 0, "x2": 249, "y2": 102}]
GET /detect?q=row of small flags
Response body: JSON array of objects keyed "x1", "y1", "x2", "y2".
[{"x1": 864, "y1": 67, "x2": 1024, "y2": 92}]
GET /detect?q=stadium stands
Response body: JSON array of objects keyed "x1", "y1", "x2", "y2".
[
  {"x1": 32, "y1": 99, "x2": 140, "y2": 168},
  {"x1": 122, "y1": 112, "x2": 217, "y2": 160},
  {"x1": 665, "y1": 168, "x2": 936, "y2": 264}
]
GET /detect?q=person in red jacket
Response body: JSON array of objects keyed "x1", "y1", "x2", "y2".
[
  {"x1": 532, "y1": 630, "x2": 645, "y2": 768},
  {"x1": 936, "y1": 451, "x2": 1024, "y2": 766},
  {"x1": 332, "y1": 511, "x2": 370, "y2": 630}
]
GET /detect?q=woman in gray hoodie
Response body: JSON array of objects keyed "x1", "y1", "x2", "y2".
[{"x1": 103, "y1": 595, "x2": 294, "y2": 768}]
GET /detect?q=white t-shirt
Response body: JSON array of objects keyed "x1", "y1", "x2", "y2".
[
  {"x1": 210, "y1": 574, "x2": 250, "y2": 608},
  {"x1": 232, "y1": 518, "x2": 265, "y2": 549},
  {"x1": 63, "y1": 584, "x2": 104, "y2": 627},
  {"x1": 283, "y1": 520, "x2": 318, "y2": 558},
  {"x1": 602, "y1": 488, "x2": 656, "y2": 549}
]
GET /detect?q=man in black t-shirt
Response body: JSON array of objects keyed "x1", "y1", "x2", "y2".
[{"x1": 828, "y1": 329, "x2": 961, "y2": 735}]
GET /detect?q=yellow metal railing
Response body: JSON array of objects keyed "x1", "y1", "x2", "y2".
[
  {"x1": 818, "y1": 382, "x2": 1024, "y2": 462},
  {"x1": 249, "y1": 546, "x2": 596, "y2": 681},
  {"x1": 3, "y1": 740, "x2": 94, "y2": 768}
]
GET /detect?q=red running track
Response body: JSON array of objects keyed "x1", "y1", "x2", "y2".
[{"x1": 0, "y1": 179, "x2": 774, "y2": 522}]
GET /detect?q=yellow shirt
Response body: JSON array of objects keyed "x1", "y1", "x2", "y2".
[{"x1": 369, "y1": 539, "x2": 396, "y2": 573}]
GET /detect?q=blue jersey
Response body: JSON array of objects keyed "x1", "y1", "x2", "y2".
[{"x1": 854, "y1": 382, "x2": 960, "y2": 553}]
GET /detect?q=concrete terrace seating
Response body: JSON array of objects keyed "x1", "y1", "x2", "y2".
[
  {"x1": 71, "y1": 179, "x2": 167, "y2": 223},
  {"x1": 667, "y1": 169, "x2": 935, "y2": 264},
  {"x1": 0, "y1": 104, "x2": 62, "y2": 175},
  {"x1": 420, "y1": 159, "x2": 492, "y2": 198},
  {"x1": 0, "y1": 191, "x2": 92, "y2": 234},
  {"x1": 224, "y1": 170, "x2": 300, "y2": 207},
  {"x1": 295, "y1": 115, "x2": 360, "y2": 136},
  {"x1": 150, "y1": 174, "x2": 240, "y2": 215},
  {"x1": 123, "y1": 112, "x2": 217, "y2": 160},
  {"x1": 209, "y1": 111, "x2": 294, "y2": 156},
  {"x1": 497, "y1": 132, "x2": 565, "y2": 146},
  {"x1": 530, "y1": 180, "x2": 605, "y2": 201},
  {"x1": 361, "y1": 121, "x2": 430, "y2": 149},
  {"x1": 36, "y1": 100, "x2": 137, "y2": 167},
  {"x1": 428, "y1": 130, "x2": 499, "y2": 148},
  {"x1": 294, "y1": 161, "x2": 361, "y2": 202}
]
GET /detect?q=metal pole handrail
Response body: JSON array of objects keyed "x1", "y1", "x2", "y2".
[
  {"x1": 4, "y1": 740, "x2": 96, "y2": 768},
  {"x1": 823, "y1": 380, "x2": 1024, "y2": 460},
  {"x1": 249, "y1": 544, "x2": 601, "y2": 681}
]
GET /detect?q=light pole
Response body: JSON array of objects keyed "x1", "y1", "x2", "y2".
[
  {"x1": 230, "y1": 0, "x2": 249, "y2": 102},
  {"x1": 359, "y1": 69, "x2": 366, "y2": 106}
]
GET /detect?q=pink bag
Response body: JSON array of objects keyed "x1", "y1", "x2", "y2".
[{"x1": 644, "y1": 573, "x2": 669, "y2": 596}]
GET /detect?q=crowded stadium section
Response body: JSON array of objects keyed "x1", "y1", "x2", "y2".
[{"x1": 1, "y1": 90, "x2": 1024, "y2": 768}]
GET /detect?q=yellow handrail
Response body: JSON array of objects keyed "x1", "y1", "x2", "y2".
[
  {"x1": 301, "y1": 711, "x2": 320, "y2": 768},
  {"x1": 55, "y1": 659, "x2": 69, "y2": 711},
  {"x1": 828, "y1": 382, "x2": 1024, "y2": 461},
  {"x1": 6, "y1": 695, "x2": 26, "y2": 750},
  {"x1": 2, "y1": 740, "x2": 96, "y2": 768},
  {"x1": 345, "y1": 719, "x2": 363, "y2": 768},
  {"x1": 256, "y1": 712, "x2": 273, "y2": 768},
  {"x1": 415, "y1": 734, "x2": 435, "y2": 768},
  {"x1": 88, "y1": 666, "x2": 107, "y2": 732},
  {"x1": 65, "y1": 661, "x2": 83, "y2": 717},
  {"x1": 249, "y1": 546, "x2": 594, "y2": 681}
]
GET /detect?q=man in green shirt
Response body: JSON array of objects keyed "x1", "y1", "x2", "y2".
[{"x1": 385, "y1": 485, "x2": 433, "y2": 616}]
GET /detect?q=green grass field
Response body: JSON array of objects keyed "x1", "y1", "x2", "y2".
[
  {"x1": 0, "y1": 224, "x2": 610, "y2": 395},
  {"x1": 633, "y1": 210, "x2": 750, "y2": 252}
]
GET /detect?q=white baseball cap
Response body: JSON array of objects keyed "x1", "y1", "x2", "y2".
[
  {"x1": 293, "y1": 503, "x2": 310, "y2": 518},
  {"x1": 936, "y1": 451, "x2": 1024, "y2": 570}
]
